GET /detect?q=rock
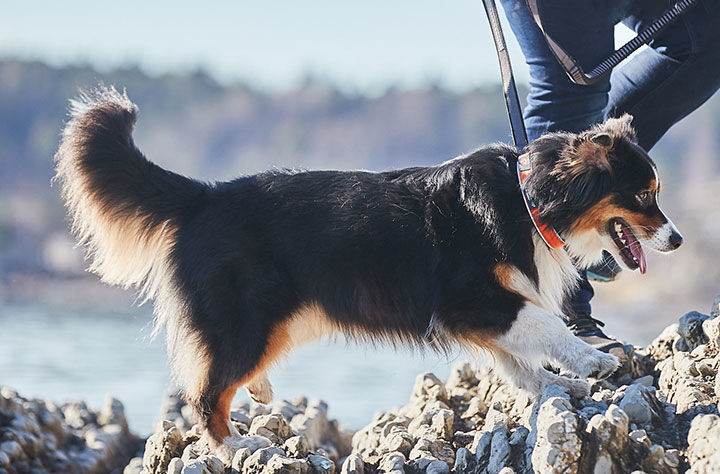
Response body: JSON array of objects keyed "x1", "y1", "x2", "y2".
[
  {"x1": 284, "y1": 435, "x2": 311, "y2": 458},
  {"x1": 249, "y1": 413, "x2": 295, "y2": 443},
  {"x1": 426, "y1": 459, "x2": 450, "y2": 474},
  {"x1": 0, "y1": 386, "x2": 140, "y2": 474},
  {"x1": 243, "y1": 446, "x2": 286, "y2": 473},
  {"x1": 168, "y1": 457, "x2": 184, "y2": 474},
  {"x1": 181, "y1": 459, "x2": 209, "y2": 474},
  {"x1": 632, "y1": 375, "x2": 654, "y2": 386},
  {"x1": 266, "y1": 454, "x2": 310, "y2": 473},
  {"x1": 0, "y1": 440, "x2": 24, "y2": 460},
  {"x1": 291, "y1": 399, "x2": 331, "y2": 449},
  {"x1": 530, "y1": 385, "x2": 582, "y2": 474},
  {"x1": 143, "y1": 420, "x2": 187, "y2": 473},
  {"x1": 379, "y1": 451, "x2": 405, "y2": 472},
  {"x1": 487, "y1": 425, "x2": 510, "y2": 474},
  {"x1": 308, "y1": 453, "x2": 336, "y2": 474},
  {"x1": 231, "y1": 448, "x2": 251, "y2": 471},
  {"x1": 340, "y1": 453, "x2": 364, "y2": 474},
  {"x1": 412, "y1": 373, "x2": 448, "y2": 404},
  {"x1": 678, "y1": 311, "x2": 710, "y2": 350},
  {"x1": 703, "y1": 315, "x2": 720, "y2": 352},
  {"x1": 453, "y1": 447, "x2": 473, "y2": 472},
  {"x1": 711, "y1": 294, "x2": 720, "y2": 319},
  {"x1": 618, "y1": 385, "x2": 654, "y2": 425},
  {"x1": 98, "y1": 396, "x2": 129, "y2": 432},
  {"x1": 687, "y1": 414, "x2": 720, "y2": 473}
]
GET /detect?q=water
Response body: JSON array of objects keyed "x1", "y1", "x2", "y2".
[{"x1": 0, "y1": 304, "x2": 463, "y2": 436}]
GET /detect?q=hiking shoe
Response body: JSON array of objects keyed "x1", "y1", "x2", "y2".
[
  {"x1": 567, "y1": 312, "x2": 628, "y2": 362},
  {"x1": 587, "y1": 251, "x2": 622, "y2": 282}
]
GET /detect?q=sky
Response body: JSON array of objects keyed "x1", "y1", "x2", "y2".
[{"x1": 0, "y1": 0, "x2": 532, "y2": 92}]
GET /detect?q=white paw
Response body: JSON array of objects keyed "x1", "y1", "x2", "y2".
[
  {"x1": 213, "y1": 432, "x2": 245, "y2": 465},
  {"x1": 578, "y1": 350, "x2": 620, "y2": 380}
]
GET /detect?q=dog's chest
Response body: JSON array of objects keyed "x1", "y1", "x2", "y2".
[{"x1": 532, "y1": 235, "x2": 579, "y2": 316}]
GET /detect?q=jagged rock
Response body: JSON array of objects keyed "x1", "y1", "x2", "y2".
[
  {"x1": 249, "y1": 413, "x2": 295, "y2": 444},
  {"x1": 687, "y1": 414, "x2": 720, "y2": 473},
  {"x1": 487, "y1": 424, "x2": 511, "y2": 474},
  {"x1": 530, "y1": 385, "x2": 582, "y2": 474},
  {"x1": 678, "y1": 311, "x2": 710, "y2": 350},
  {"x1": 265, "y1": 453, "x2": 310, "y2": 473},
  {"x1": 243, "y1": 446, "x2": 285, "y2": 473},
  {"x1": 309, "y1": 453, "x2": 336, "y2": 474},
  {"x1": 453, "y1": 447, "x2": 473, "y2": 472},
  {"x1": 0, "y1": 386, "x2": 140, "y2": 474},
  {"x1": 711, "y1": 294, "x2": 720, "y2": 319},
  {"x1": 340, "y1": 453, "x2": 364, "y2": 474},
  {"x1": 284, "y1": 435, "x2": 310, "y2": 458},
  {"x1": 618, "y1": 384, "x2": 656, "y2": 425},
  {"x1": 378, "y1": 451, "x2": 405, "y2": 472},
  {"x1": 167, "y1": 457, "x2": 184, "y2": 474},
  {"x1": 426, "y1": 459, "x2": 450, "y2": 474},
  {"x1": 143, "y1": 420, "x2": 187, "y2": 473}
]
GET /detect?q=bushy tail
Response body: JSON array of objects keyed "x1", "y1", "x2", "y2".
[{"x1": 54, "y1": 86, "x2": 206, "y2": 299}]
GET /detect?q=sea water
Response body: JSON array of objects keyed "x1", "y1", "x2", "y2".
[{"x1": 0, "y1": 304, "x2": 463, "y2": 435}]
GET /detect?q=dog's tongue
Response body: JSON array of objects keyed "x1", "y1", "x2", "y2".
[{"x1": 622, "y1": 222, "x2": 647, "y2": 274}]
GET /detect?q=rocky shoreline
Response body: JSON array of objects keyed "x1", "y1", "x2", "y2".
[
  {"x1": 0, "y1": 389, "x2": 140, "y2": 473},
  {"x1": 2, "y1": 294, "x2": 719, "y2": 473}
]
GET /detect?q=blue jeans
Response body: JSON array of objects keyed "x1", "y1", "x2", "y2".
[{"x1": 500, "y1": 0, "x2": 720, "y2": 314}]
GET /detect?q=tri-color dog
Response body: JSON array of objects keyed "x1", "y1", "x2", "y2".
[{"x1": 55, "y1": 87, "x2": 682, "y2": 454}]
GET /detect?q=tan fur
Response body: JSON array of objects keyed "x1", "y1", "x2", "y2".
[{"x1": 571, "y1": 194, "x2": 664, "y2": 237}]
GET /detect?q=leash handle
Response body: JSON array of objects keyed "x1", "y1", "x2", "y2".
[
  {"x1": 525, "y1": 0, "x2": 700, "y2": 85},
  {"x1": 482, "y1": 0, "x2": 529, "y2": 150}
]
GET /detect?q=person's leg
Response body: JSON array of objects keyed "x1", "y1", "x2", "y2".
[
  {"x1": 606, "y1": 0, "x2": 720, "y2": 149},
  {"x1": 499, "y1": 0, "x2": 627, "y2": 355},
  {"x1": 499, "y1": 0, "x2": 617, "y2": 141}
]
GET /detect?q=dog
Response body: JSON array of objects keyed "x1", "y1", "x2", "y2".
[{"x1": 55, "y1": 87, "x2": 682, "y2": 454}]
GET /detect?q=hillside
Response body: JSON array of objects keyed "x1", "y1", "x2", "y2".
[{"x1": 0, "y1": 58, "x2": 719, "y2": 342}]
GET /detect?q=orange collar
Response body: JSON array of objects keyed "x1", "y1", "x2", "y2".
[{"x1": 517, "y1": 153, "x2": 566, "y2": 249}]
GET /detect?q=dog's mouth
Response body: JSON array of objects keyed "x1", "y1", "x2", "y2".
[{"x1": 608, "y1": 218, "x2": 646, "y2": 274}]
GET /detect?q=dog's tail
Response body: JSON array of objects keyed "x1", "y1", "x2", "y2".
[{"x1": 54, "y1": 86, "x2": 206, "y2": 300}]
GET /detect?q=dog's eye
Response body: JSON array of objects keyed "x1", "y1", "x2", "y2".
[{"x1": 636, "y1": 191, "x2": 650, "y2": 205}]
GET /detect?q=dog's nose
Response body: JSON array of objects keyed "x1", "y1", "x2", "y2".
[{"x1": 669, "y1": 231, "x2": 683, "y2": 249}]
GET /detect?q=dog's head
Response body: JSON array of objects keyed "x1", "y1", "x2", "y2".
[{"x1": 525, "y1": 114, "x2": 683, "y2": 273}]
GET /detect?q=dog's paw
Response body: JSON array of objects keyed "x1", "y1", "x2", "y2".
[
  {"x1": 246, "y1": 376, "x2": 274, "y2": 405},
  {"x1": 213, "y1": 432, "x2": 246, "y2": 465},
  {"x1": 578, "y1": 350, "x2": 621, "y2": 380}
]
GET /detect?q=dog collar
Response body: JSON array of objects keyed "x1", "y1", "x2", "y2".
[{"x1": 517, "y1": 152, "x2": 566, "y2": 249}]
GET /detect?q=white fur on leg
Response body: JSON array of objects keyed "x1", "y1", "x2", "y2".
[
  {"x1": 490, "y1": 350, "x2": 591, "y2": 398},
  {"x1": 199, "y1": 421, "x2": 244, "y2": 464},
  {"x1": 495, "y1": 302, "x2": 619, "y2": 383},
  {"x1": 246, "y1": 372, "x2": 274, "y2": 404}
]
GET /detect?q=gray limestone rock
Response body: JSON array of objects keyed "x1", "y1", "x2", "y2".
[{"x1": 687, "y1": 414, "x2": 720, "y2": 473}]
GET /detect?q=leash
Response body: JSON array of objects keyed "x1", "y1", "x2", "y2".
[
  {"x1": 525, "y1": 0, "x2": 700, "y2": 85},
  {"x1": 482, "y1": 0, "x2": 565, "y2": 248},
  {"x1": 481, "y1": 0, "x2": 528, "y2": 151}
]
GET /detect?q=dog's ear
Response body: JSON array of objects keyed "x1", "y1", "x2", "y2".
[
  {"x1": 561, "y1": 131, "x2": 614, "y2": 175},
  {"x1": 572, "y1": 133, "x2": 614, "y2": 173},
  {"x1": 600, "y1": 113, "x2": 637, "y2": 143}
]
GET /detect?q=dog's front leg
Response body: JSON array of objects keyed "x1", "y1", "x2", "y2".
[{"x1": 492, "y1": 302, "x2": 619, "y2": 396}]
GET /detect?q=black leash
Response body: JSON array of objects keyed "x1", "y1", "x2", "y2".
[
  {"x1": 526, "y1": 0, "x2": 700, "y2": 85},
  {"x1": 482, "y1": 0, "x2": 528, "y2": 151}
]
